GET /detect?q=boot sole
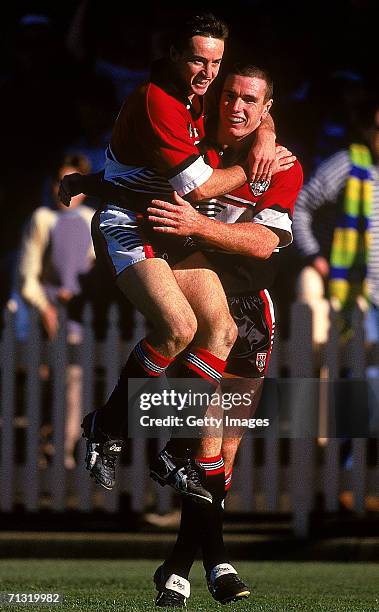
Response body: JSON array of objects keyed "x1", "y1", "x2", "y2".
[{"x1": 150, "y1": 471, "x2": 212, "y2": 505}]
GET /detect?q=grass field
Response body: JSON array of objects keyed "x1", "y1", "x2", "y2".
[{"x1": 0, "y1": 560, "x2": 377, "y2": 611}]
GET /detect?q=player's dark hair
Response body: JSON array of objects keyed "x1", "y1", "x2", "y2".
[
  {"x1": 229, "y1": 63, "x2": 274, "y2": 102},
  {"x1": 170, "y1": 11, "x2": 229, "y2": 53}
]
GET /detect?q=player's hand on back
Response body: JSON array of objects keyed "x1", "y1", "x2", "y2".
[{"x1": 148, "y1": 191, "x2": 205, "y2": 236}]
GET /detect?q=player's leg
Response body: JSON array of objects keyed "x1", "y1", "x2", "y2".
[
  {"x1": 162, "y1": 250, "x2": 237, "y2": 457},
  {"x1": 205, "y1": 291, "x2": 274, "y2": 603},
  {"x1": 153, "y1": 254, "x2": 238, "y2": 605},
  {"x1": 83, "y1": 208, "x2": 199, "y2": 491},
  {"x1": 150, "y1": 252, "x2": 238, "y2": 500},
  {"x1": 173, "y1": 251, "x2": 238, "y2": 360},
  {"x1": 155, "y1": 291, "x2": 274, "y2": 604},
  {"x1": 202, "y1": 292, "x2": 274, "y2": 603}
]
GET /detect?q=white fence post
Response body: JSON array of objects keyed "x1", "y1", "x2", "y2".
[
  {"x1": 350, "y1": 306, "x2": 367, "y2": 514},
  {"x1": 50, "y1": 307, "x2": 67, "y2": 511},
  {"x1": 323, "y1": 305, "x2": 341, "y2": 512},
  {"x1": 289, "y1": 303, "x2": 315, "y2": 537},
  {"x1": 265, "y1": 326, "x2": 280, "y2": 512},
  {"x1": 0, "y1": 306, "x2": 16, "y2": 511},
  {"x1": 102, "y1": 304, "x2": 121, "y2": 512},
  {"x1": 77, "y1": 303, "x2": 94, "y2": 511},
  {"x1": 237, "y1": 435, "x2": 254, "y2": 511},
  {"x1": 24, "y1": 308, "x2": 42, "y2": 511},
  {"x1": 128, "y1": 311, "x2": 148, "y2": 514}
]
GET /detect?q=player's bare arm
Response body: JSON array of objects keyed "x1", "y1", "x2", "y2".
[
  {"x1": 188, "y1": 164, "x2": 247, "y2": 202},
  {"x1": 148, "y1": 191, "x2": 279, "y2": 259},
  {"x1": 249, "y1": 113, "x2": 276, "y2": 183}
]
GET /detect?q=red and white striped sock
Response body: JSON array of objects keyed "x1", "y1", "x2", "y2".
[
  {"x1": 180, "y1": 347, "x2": 226, "y2": 387},
  {"x1": 132, "y1": 338, "x2": 173, "y2": 377},
  {"x1": 196, "y1": 454, "x2": 225, "y2": 477}
]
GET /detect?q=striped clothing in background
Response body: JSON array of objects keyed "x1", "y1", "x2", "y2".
[{"x1": 293, "y1": 150, "x2": 379, "y2": 307}]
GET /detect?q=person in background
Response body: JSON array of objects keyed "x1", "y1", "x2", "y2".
[
  {"x1": 293, "y1": 95, "x2": 379, "y2": 496},
  {"x1": 294, "y1": 94, "x2": 379, "y2": 355},
  {"x1": 18, "y1": 153, "x2": 95, "y2": 469}
]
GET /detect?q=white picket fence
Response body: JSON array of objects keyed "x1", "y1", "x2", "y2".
[{"x1": 0, "y1": 302, "x2": 378, "y2": 537}]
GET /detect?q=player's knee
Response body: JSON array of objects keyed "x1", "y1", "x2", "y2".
[
  {"x1": 221, "y1": 315, "x2": 238, "y2": 349},
  {"x1": 166, "y1": 313, "x2": 197, "y2": 353},
  {"x1": 198, "y1": 313, "x2": 237, "y2": 349}
]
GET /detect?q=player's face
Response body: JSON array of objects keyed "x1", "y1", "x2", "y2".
[
  {"x1": 219, "y1": 74, "x2": 273, "y2": 143},
  {"x1": 171, "y1": 35, "x2": 224, "y2": 98}
]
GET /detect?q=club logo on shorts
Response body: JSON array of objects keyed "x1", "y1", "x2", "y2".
[
  {"x1": 256, "y1": 352, "x2": 268, "y2": 373},
  {"x1": 249, "y1": 179, "x2": 271, "y2": 197}
]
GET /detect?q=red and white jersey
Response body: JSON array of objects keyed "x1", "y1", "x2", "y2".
[
  {"x1": 198, "y1": 147, "x2": 303, "y2": 248},
  {"x1": 104, "y1": 59, "x2": 213, "y2": 210},
  {"x1": 199, "y1": 149, "x2": 304, "y2": 294}
]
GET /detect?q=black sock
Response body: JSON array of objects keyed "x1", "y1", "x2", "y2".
[
  {"x1": 197, "y1": 455, "x2": 229, "y2": 574},
  {"x1": 163, "y1": 498, "x2": 199, "y2": 579}
]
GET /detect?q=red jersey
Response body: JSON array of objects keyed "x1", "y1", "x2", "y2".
[{"x1": 104, "y1": 59, "x2": 213, "y2": 210}]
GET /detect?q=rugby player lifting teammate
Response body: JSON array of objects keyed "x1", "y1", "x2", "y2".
[
  {"x1": 147, "y1": 64, "x2": 303, "y2": 606},
  {"x1": 60, "y1": 12, "x2": 280, "y2": 502},
  {"x1": 62, "y1": 55, "x2": 302, "y2": 605}
]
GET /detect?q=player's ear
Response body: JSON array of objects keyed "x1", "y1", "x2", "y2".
[{"x1": 262, "y1": 99, "x2": 273, "y2": 119}]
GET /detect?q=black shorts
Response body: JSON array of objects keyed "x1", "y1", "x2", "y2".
[{"x1": 226, "y1": 291, "x2": 275, "y2": 377}]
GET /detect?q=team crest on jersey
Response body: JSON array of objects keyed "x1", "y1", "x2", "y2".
[
  {"x1": 256, "y1": 352, "x2": 268, "y2": 372},
  {"x1": 249, "y1": 179, "x2": 270, "y2": 197}
]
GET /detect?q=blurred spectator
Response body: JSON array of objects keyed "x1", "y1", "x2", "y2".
[
  {"x1": 293, "y1": 93, "x2": 379, "y2": 363},
  {"x1": 18, "y1": 153, "x2": 95, "y2": 341},
  {"x1": 17, "y1": 153, "x2": 95, "y2": 469}
]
